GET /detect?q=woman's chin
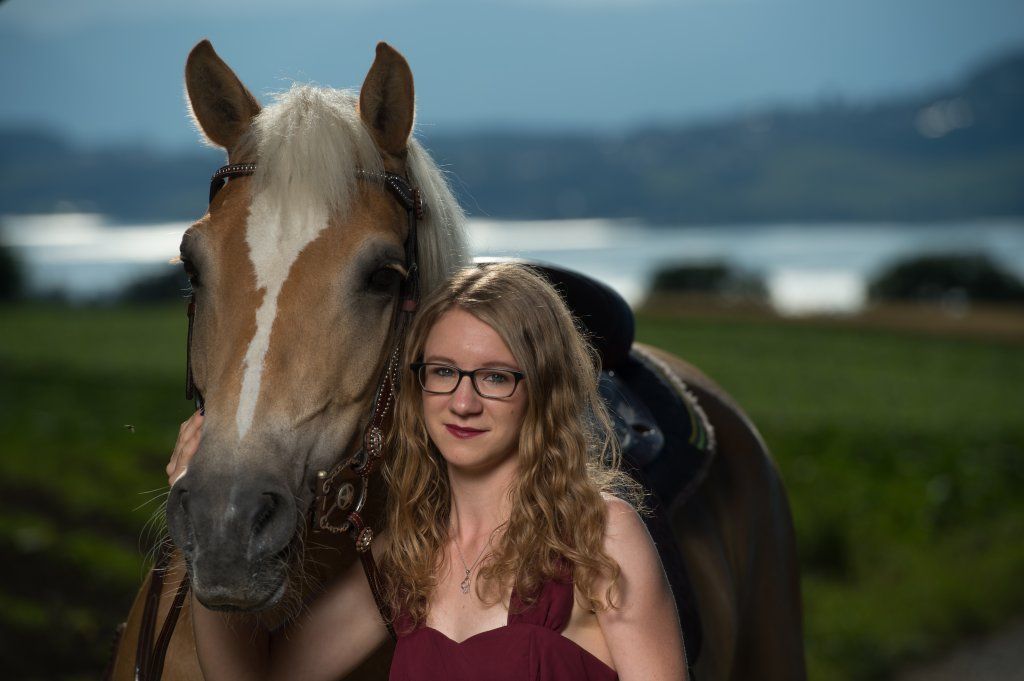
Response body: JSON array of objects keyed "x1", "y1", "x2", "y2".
[{"x1": 440, "y1": 445, "x2": 519, "y2": 477}]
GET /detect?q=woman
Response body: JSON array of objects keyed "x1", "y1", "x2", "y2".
[{"x1": 167, "y1": 263, "x2": 687, "y2": 680}]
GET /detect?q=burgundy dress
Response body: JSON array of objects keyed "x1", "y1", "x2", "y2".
[{"x1": 389, "y1": 575, "x2": 618, "y2": 681}]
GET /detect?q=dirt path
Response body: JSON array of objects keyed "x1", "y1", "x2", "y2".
[{"x1": 895, "y1": 618, "x2": 1024, "y2": 681}]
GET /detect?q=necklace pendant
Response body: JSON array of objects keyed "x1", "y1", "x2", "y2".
[{"x1": 460, "y1": 570, "x2": 471, "y2": 595}]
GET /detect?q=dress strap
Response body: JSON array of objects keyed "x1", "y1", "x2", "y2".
[{"x1": 507, "y1": 570, "x2": 574, "y2": 632}]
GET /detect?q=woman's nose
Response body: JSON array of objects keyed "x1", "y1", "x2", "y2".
[{"x1": 449, "y1": 375, "x2": 483, "y2": 414}]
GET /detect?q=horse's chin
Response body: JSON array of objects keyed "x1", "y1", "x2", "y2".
[
  {"x1": 187, "y1": 544, "x2": 297, "y2": 613},
  {"x1": 195, "y1": 576, "x2": 289, "y2": 613}
]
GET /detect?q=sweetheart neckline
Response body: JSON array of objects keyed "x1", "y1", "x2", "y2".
[{"x1": 413, "y1": 622, "x2": 618, "y2": 675}]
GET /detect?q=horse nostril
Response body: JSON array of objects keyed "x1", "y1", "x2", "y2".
[
  {"x1": 169, "y1": 477, "x2": 295, "y2": 568},
  {"x1": 252, "y1": 493, "x2": 278, "y2": 540},
  {"x1": 169, "y1": 488, "x2": 196, "y2": 554}
]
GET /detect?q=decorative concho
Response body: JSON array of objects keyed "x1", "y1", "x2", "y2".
[
  {"x1": 355, "y1": 526, "x2": 374, "y2": 553},
  {"x1": 365, "y1": 425, "x2": 384, "y2": 457},
  {"x1": 335, "y1": 482, "x2": 356, "y2": 511}
]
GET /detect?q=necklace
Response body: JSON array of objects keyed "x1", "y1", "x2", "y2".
[{"x1": 451, "y1": 515, "x2": 505, "y2": 595}]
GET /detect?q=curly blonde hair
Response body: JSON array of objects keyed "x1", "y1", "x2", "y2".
[{"x1": 379, "y1": 263, "x2": 642, "y2": 628}]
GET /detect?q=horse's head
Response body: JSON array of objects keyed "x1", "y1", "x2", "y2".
[{"x1": 165, "y1": 40, "x2": 466, "y2": 611}]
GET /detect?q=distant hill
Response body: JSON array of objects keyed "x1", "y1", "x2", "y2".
[
  {"x1": 427, "y1": 49, "x2": 1024, "y2": 223},
  {"x1": 2, "y1": 49, "x2": 1022, "y2": 224},
  {"x1": 0, "y1": 130, "x2": 222, "y2": 222}
]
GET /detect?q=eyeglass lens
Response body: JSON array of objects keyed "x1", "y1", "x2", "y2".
[{"x1": 418, "y1": 364, "x2": 519, "y2": 398}]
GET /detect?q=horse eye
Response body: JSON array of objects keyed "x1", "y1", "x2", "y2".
[
  {"x1": 181, "y1": 257, "x2": 201, "y2": 288},
  {"x1": 368, "y1": 265, "x2": 402, "y2": 292}
]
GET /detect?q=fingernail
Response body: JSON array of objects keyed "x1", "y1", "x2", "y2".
[{"x1": 170, "y1": 467, "x2": 188, "y2": 487}]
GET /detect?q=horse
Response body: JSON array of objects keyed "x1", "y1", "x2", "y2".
[{"x1": 107, "y1": 40, "x2": 806, "y2": 681}]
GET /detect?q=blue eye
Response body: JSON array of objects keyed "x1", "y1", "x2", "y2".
[
  {"x1": 430, "y1": 365, "x2": 455, "y2": 378},
  {"x1": 482, "y1": 371, "x2": 511, "y2": 384}
]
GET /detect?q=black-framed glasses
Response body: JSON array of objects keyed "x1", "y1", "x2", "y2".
[{"x1": 410, "y1": 362, "x2": 526, "y2": 399}]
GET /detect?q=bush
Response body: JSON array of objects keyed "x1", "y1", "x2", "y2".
[
  {"x1": 0, "y1": 242, "x2": 26, "y2": 302},
  {"x1": 868, "y1": 253, "x2": 1024, "y2": 304},
  {"x1": 118, "y1": 266, "x2": 191, "y2": 304},
  {"x1": 649, "y1": 261, "x2": 767, "y2": 300}
]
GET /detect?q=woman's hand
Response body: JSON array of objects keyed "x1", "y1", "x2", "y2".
[{"x1": 167, "y1": 411, "x2": 203, "y2": 486}]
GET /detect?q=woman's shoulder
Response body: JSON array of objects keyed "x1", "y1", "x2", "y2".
[
  {"x1": 599, "y1": 494, "x2": 660, "y2": 581},
  {"x1": 600, "y1": 494, "x2": 646, "y2": 543}
]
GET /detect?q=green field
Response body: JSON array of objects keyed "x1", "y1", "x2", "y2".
[{"x1": 2, "y1": 303, "x2": 1023, "y2": 680}]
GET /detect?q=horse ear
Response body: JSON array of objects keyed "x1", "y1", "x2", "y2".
[
  {"x1": 185, "y1": 40, "x2": 261, "y2": 150},
  {"x1": 359, "y1": 42, "x2": 415, "y2": 156}
]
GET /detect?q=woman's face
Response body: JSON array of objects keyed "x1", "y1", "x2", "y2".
[{"x1": 420, "y1": 308, "x2": 528, "y2": 474}]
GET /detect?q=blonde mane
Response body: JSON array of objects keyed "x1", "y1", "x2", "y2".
[{"x1": 242, "y1": 83, "x2": 470, "y2": 294}]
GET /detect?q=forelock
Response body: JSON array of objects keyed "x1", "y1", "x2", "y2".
[
  {"x1": 251, "y1": 84, "x2": 384, "y2": 216},
  {"x1": 247, "y1": 83, "x2": 469, "y2": 289}
]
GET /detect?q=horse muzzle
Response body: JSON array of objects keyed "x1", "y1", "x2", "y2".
[{"x1": 166, "y1": 471, "x2": 299, "y2": 610}]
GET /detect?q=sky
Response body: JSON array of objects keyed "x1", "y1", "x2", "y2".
[{"x1": 2, "y1": 0, "x2": 1023, "y2": 150}]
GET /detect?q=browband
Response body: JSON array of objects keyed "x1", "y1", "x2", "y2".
[{"x1": 207, "y1": 162, "x2": 424, "y2": 219}]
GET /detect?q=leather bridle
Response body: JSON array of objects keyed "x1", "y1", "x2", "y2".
[{"x1": 134, "y1": 161, "x2": 422, "y2": 680}]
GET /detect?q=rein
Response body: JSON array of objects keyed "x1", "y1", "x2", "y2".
[{"x1": 135, "y1": 162, "x2": 423, "y2": 680}]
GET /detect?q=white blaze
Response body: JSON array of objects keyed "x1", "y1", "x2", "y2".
[
  {"x1": 225, "y1": 83, "x2": 466, "y2": 440},
  {"x1": 235, "y1": 193, "x2": 329, "y2": 439}
]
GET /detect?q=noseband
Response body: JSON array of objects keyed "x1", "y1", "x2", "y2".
[{"x1": 137, "y1": 162, "x2": 423, "y2": 678}]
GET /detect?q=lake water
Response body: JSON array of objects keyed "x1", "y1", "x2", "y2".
[{"x1": 3, "y1": 213, "x2": 1024, "y2": 315}]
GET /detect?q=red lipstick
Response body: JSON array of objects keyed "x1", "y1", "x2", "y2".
[{"x1": 445, "y1": 424, "x2": 485, "y2": 439}]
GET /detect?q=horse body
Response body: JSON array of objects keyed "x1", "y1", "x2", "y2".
[
  {"x1": 109, "y1": 41, "x2": 805, "y2": 680},
  {"x1": 647, "y1": 347, "x2": 805, "y2": 679}
]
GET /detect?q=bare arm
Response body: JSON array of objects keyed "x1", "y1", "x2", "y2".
[
  {"x1": 597, "y1": 496, "x2": 688, "y2": 681},
  {"x1": 192, "y1": 557, "x2": 389, "y2": 681},
  {"x1": 191, "y1": 604, "x2": 268, "y2": 681},
  {"x1": 172, "y1": 412, "x2": 390, "y2": 680}
]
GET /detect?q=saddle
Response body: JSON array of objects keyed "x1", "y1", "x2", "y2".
[{"x1": 483, "y1": 258, "x2": 716, "y2": 668}]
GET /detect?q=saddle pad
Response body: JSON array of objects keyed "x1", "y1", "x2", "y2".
[{"x1": 612, "y1": 346, "x2": 715, "y2": 507}]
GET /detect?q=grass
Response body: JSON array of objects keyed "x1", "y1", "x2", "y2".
[
  {"x1": 0, "y1": 303, "x2": 190, "y2": 679},
  {"x1": 637, "y1": 307, "x2": 1024, "y2": 680},
  {"x1": 1, "y1": 301, "x2": 1022, "y2": 679}
]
